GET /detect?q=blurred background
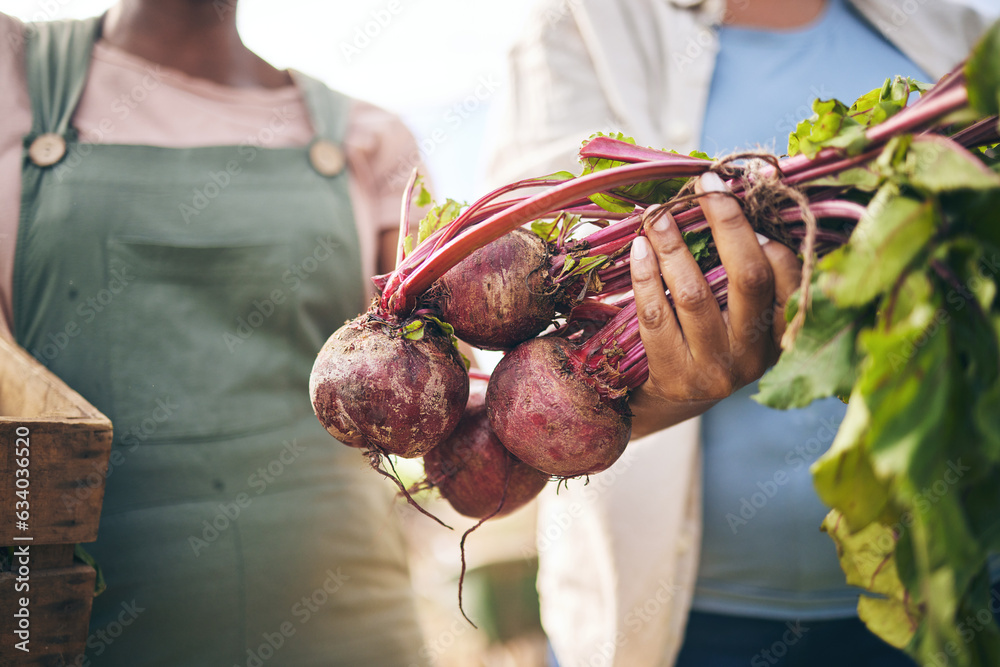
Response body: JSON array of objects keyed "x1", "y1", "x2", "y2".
[
  {"x1": 7, "y1": 2, "x2": 997, "y2": 665},
  {"x1": 3, "y1": 1, "x2": 548, "y2": 665},
  {"x1": 3, "y1": 0, "x2": 536, "y2": 202}
]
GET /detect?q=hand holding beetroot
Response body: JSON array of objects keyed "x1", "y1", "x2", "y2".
[{"x1": 626, "y1": 171, "x2": 802, "y2": 439}]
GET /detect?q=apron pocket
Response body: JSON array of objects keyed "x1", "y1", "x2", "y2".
[{"x1": 105, "y1": 238, "x2": 307, "y2": 443}]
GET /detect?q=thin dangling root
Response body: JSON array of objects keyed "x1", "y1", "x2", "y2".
[
  {"x1": 366, "y1": 447, "x2": 453, "y2": 530},
  {"x1": 457, "y1": 462, "x2": 513, "y2": 628},
  {"x1": 775, "y1": 184, "x2": 817, "y2": 348}
]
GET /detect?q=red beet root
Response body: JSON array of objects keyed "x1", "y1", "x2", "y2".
[
  {"x1": 424, "y1": 386, "x2": 549, "y2": 519},
  {"x1": 310, "y1": 317, "x2": 469, "y2": 458},
  {"x1": 434, "y1": 228, "x2": 565, "y2": 350},
  {"x1": 486, "y1": 336, "x2": 631, "y2": 477}
]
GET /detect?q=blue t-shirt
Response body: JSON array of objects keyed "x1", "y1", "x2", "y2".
[{"x1": 693, "y1": 0, "x2": 929, "y2": 620}]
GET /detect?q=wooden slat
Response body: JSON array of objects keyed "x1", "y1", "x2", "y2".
[
  {"x1": 0, "y1": 337, "x2": 113, "y2": 546},
  {"x1": 0, "y1": 338, "x2": 111, "y2": 665},
  {"x1": 0, "y1": 421, "x2": 113, "y2": 545},
  {"x1": 0, "y1": 336, "x2": 103, "y2": 420},
  {"x1": 0, "y1": 564, "x2": 96, "y2": 664}
]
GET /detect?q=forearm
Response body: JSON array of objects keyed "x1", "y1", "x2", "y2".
[{"x1": 628, "y1": 383, "x2": 717, "y2": 440}]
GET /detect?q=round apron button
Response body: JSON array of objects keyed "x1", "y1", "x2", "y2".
[
  {"x1": 309, "y1": 140, "x2": 346, "y2": 177},
  {"x1": 29, "y1": 133, "x2": 67, "y2": 167}
]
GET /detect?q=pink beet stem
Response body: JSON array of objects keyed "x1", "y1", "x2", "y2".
[
  {"x1": 396, "y1": 168, "x2": 419, "y2": 268},
  {"x1": 578, "y1": 211, "x2": 645, "y2": 247},
  {"x1": 427, "y1": 175, "x2": 576, "y2": 255},
  {"x1": 579, "y1": 136, "x2": 713, "y2": 165},
  {"x1": 389, "y1": 160, "x2": 713, "y2": 313}
]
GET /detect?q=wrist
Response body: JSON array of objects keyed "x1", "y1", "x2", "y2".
[{"x1": 628, "y1": 383, "x2": 718, "y2": 439}]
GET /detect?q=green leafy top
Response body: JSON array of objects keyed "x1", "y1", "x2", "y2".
[
  {"x1": 966, "y1": 19, "x2": 1000, "y2": 117},
  {"x1": 400, "y1": 315, "x2": 470, "y2": 369},
  {"x1": 756, "y1": 19, "x2": 1000, "y2": 666},
  {"x1": 558, "y1": 254, "x2": 609, "y2": 283},
  {"x1": 580, "y1": 132, "x2": 708, "y2": 213},
  {"x1": 418, "y1": 196, "x2": 463, "y2": 245},
  {"x1": 788, "y1": 76, "x2": 926, "y2": 158},
  {"x1": 531, "y1": 210, "x2": 586, "y2": 245},
  {"x1": 682, "y1": 229, "x2": 712, "y2": 262},
  {"x1": 403, "y1": 184, "x2": 466, "y2": 256}
]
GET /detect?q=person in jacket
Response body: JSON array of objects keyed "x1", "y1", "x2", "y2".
[
  {"x1": 1, "y1": 1, "x2": 801, "y2": 664},
  {"x1": 486, "y1": 0, "x2": 996, "y2": 665}
]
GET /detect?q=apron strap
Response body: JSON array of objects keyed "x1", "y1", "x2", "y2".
[
  {"x1": 292, "y1": 70, "x2": 353, "y2": 144},
  {"x1": 292, "y1": 71, "x2": 353, "y2": 178},
  {"x1": 23, "y1": 17, "x2": 102, "y2": 139},
  {"x1": 22, "y1": 19, "x2": 351, "y2": 173}
]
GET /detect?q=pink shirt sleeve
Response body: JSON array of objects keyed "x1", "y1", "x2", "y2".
[
  {"x1": 0, "y1": 14, "x2": 422, "y2": 338},
  {"x1": 342, "y1": 98, "x2": 426, "y2": 298}
]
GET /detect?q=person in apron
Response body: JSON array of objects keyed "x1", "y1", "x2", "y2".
[{"x1": 11, "y1": 7, "x2": 428, "y2": 666}]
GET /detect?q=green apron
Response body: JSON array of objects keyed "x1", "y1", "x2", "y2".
[{"x1": 15, "y1": 18, "x2": 427, "y2": 667}]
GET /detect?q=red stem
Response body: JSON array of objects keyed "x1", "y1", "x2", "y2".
[
  {"x1": 396, "y1": 169, "x2": 419, "y2": 268},
  {"x1": 580, "y1": 136, "x2": 713, "y2": 165},
  {"x1": 389, "y1": 160, "x2": 713, "y2": 314},
  {"x1": 428, "y1": 176, "x2": 575, "y2": 255}
]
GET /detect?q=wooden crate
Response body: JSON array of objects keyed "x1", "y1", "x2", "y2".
[{"x1": 0, "y1": 335, "x2": 113, "y2": 665}]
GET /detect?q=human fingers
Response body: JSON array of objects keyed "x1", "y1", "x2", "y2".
[
  {"x1": 761, "y1": 240, "x2": 802, "y2": 351},
  {"x1": 644, "y1": 207, "x2": 727, "y2": 363},
  {"x1": 696, "y1": 172, "x2": 774, "y2": 370},
  {"x1": 636, "y1": 207, "x2": 740, "y2": 401},
  {"x1": 629, "y1": 231, "x2": 687, "y2": 378}
]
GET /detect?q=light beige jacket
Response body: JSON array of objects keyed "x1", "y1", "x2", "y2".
[{"x1": 485, "y1": 2, "x2": 994, "y2": 665}]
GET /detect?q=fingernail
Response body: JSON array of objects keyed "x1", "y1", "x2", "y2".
[
  {"x1": 652, "y1": 212, "x2": 671, "y2": 233},
  {"x1": 632, "y1": 236, "x2": 649, "y2": 260},
  {"x1": 700, "y1": 171, "x2": 728, "y2": 193},
  {"x1": 755, "y1": 232, "x2": 770, "y2": 245}
]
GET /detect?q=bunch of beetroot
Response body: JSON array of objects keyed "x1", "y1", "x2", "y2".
[
  {"x1": 310, "y1": 29, "x2": 1000, "y2": 651},
  {"x1": 311, "y1": 65, "x2": 993, "y2": 512}
]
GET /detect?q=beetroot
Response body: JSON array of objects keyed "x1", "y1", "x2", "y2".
[
  {"x1": 424, "y1": 384, "x2": 549, "y2": 518},
  {"x1": 486, "y1": 336, "x2": 631, "y2": 477},
  {"x1": 309, "y1": 317, "x2": 469, "y2": 458},
  {"x1": 433, "y1": 228, "x2": 565, "y2": 350}
]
